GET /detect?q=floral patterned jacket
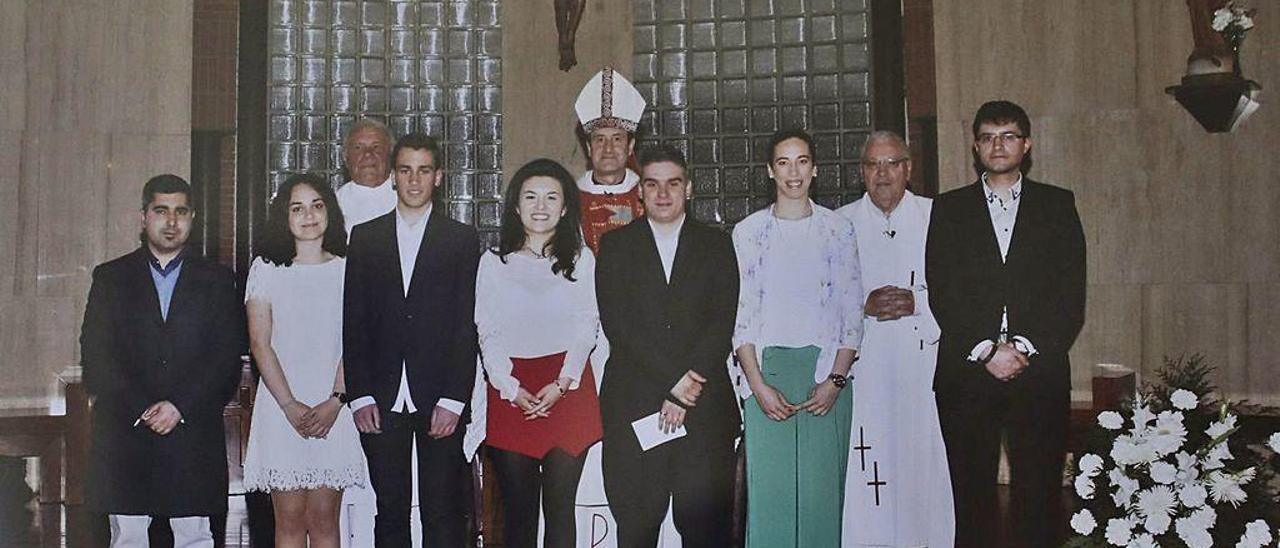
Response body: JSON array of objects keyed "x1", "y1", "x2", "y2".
[{"x1": 730, "y1": 201, "x2": 864, "y2": 396}]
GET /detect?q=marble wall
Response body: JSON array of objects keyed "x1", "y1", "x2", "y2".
[
  {"x1": 932, "y1": 1, "x2": 1280, "y2": 403},
  {"x1": 0, "y1": 1, "x2": 192, "y2": 406},
  {"x1": 501, "y1": 0, "x2": 633, "y2": 178}
]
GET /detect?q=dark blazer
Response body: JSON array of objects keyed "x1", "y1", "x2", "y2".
[
  {"x1": 343, "y1": 210, "x2": 480, "y2": 415},
  {"x1": 595, "y1": 217, "x2": 741, "y2": 443},
  {"x1": 926, "y1": 179, "x2": 1086, "y2": 398},
  {"x1": 81, "y1": 247, "x2": 245, "y2": 516}
]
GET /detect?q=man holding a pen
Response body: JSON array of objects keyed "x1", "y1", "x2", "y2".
[{"x1": 80, "y1": 175, "x2": 246, "y2": 547}]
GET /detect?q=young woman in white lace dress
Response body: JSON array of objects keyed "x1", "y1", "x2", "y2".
[{"x1": 243, "y1": 174, "x2": 366, "y2": 547}]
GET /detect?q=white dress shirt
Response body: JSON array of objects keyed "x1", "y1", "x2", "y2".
[
  {"x1": 648, "y1": 214, "x2": 685, "y2": 283},
  {"x1": 967, "y1": 173, "x2": 1038, "y2": 361},
  {"x1": 349, "y1": 204, "x2": 466, "y2": 416}
]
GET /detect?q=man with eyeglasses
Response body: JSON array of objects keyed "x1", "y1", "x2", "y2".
[
  {"x1": 837, "y1": 131, "x2": 954, "y2": 547},
  {"x1": 80, "y1": 175, "x2": 246, "y2": 547},
  {"x1": 925, "y1": 100, "x2": 1086, "y2": 547}
]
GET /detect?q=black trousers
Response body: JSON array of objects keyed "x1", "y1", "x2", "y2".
[
  {"x1": 488, "y1": 446, "x2": 588, "y2": 548},
  {"x1": 936, "y1": 385, "x2": 1068, "y2": 548},
  {"x1": 360, "y1": 410, "x2": 467, "y2": 548},
  {"x1": 602, "y1": 430, "x2": 735, "y2": 548}
]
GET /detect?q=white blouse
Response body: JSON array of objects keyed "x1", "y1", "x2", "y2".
[
  {"x1": 475, "y1": 248, "x2": 600, "y2": 401},
  {"x1": 732, "y1": 201, "x2": 864, "y2": 390}
]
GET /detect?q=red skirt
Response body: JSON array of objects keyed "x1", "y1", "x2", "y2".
[{"x1": 486, "y1": 352, "x2": 603, "y2": 459}]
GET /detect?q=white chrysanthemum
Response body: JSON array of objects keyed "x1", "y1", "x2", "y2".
[
  {"x1": 1106, "y1": 517, "x2": 1135, "y2": 546},
  {"x1": 1239, "y1": 13, "x2": 1255, "y2": 31},
  {"x1": 1179, "y1": 481, "x2": 1208, "y2": 508},
  {"x1": 1137, "y1": 486, "x2": 1177, "y2": 519},
  {"x1": 1207, "y1": 414, "x2": 1238, "y2": 440},
  {"x1": 1071, "y1": 509, "x2": 1098, "y2": 535},
  {"x1": 1176, "y1": 514, "x2": 1214, "y2": 548},
  {"x1": 1099, "y1": 410, "x2": 1124, "y2": 430},
  {"x1": 1128, "y1": 532, "x2": 1157, "y2": 548},
  {"x1": 1144, "y1": 513, "x2": 1172, "y2": 536},
  {"x1": 1151, "y1": 411, "x2": 1188, "y2": 456},
  {"x1": 1110, "y1": 468, "x2": 1140, "y2": 508},
  {"x1": 1075, "y1": 475, "x2": 1096, "y2": 500},
  {"x1": 1206, "y1": 469, "x2": 1249, "y2": 507},
  {"x1": 1079, "y1": 453, "x2": 1105, "y2": 477},
  {"x1": 1112, "y1": 435, "x2": 1158, "y2": 466},
  {"x1": 1171, "y1": 389, "x2": 1198, "y2": 410},
  {"x1": 1149, "y1": 461, "x2": 1177, "y2": 484},
  {"x1": 1267, "y1": 432, "x2": 1280, "y2": 454},
  {"x1": 1242, "y1": 519, "x2": 1273, "y2": 546},
  {"x1": 1213, "y1": 8, "x2": 1233, "y2": 31},
  {"x1": 1132, "y1": 405, "x2": 1156, "y2": 430}
]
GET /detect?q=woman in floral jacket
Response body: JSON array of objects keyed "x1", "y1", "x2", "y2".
[{"x1": 732, "y1": 128, "x2": 864, "y2": 547}]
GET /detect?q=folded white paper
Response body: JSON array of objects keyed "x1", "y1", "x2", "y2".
[{"x1": 631, "y1": 412, "x2": 687, "y2": 451}]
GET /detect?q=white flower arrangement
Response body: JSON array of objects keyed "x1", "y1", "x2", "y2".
[
  {"x1": 1066, "y1": 385, "x2": 1280, "y2": 547},
  {"x1": 1212, "y1": 2, "x2": 1258, "y2": 49}
]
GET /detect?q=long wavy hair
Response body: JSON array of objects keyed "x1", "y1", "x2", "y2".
[
  {"x1": 256, "y1": 174, "x2": 348, "y2": 266},
  {"x1": 497, "y1": 159, "x2": 583, "y2": 281}
]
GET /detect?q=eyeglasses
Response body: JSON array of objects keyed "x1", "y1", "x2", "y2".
[
  {"x1": 861, "y1": 157, "x2": 909, "y2": 170},
  {"x1": 976, "y1": 132, "x2": 1025, "y2": 146}
]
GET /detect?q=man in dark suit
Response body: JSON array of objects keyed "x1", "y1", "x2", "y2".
[
  {"x1": 344, "y1": 132, "x2": 479, "y2": 547},
  {"x1": 926, "y1": 100, "x2": 1086, "y2": 547},
  {"x1": 596, "y1": 146, "x2": 741, "y2": 547},
  {"x1": 80, "y1": 174, "x2": 246, "y2": 547}
]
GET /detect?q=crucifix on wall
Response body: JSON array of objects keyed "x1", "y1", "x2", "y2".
[{"x1": 555, "y1": 0, "x2": 587, "y2": 71}]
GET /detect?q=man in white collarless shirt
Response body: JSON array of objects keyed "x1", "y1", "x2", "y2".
[
  {"x1": 926, "y1": 100, "x2": 1086, "y2": 548},
  {"x1": 344, "y1": 133, "x2": 480, "y2": 546},
  {"x1": 596, "y1": 146, "x2": 741, "y2": 546},
  {"x1": 336, "y1": 118, "x2": 397, "y2": 236}
]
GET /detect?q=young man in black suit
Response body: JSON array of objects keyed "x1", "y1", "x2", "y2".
[
  {"x1": 80, "y1": 174, "x2": 246, "y2": 547},
  {"x1": 343, "y1": 133, "x2": 480, "y2": 546},
  {"x1": 595, "y1": 146, "x2": 741, "y2": 547},
  {"x1": 926, "y1": 100, "x2": 1086, "y2": 547}
]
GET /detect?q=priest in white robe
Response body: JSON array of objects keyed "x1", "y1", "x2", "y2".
[{"x1": 837, "y1": 131, "x2": 954, "y2": 548}]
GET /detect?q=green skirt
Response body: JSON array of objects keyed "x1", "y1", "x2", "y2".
[{"x1": 744, "y1": 345, "x2": 853, "y2": 548}]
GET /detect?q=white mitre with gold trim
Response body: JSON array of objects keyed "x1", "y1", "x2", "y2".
[{"x1": 574, "y1": 66, "x2": 647, "y2": 133}]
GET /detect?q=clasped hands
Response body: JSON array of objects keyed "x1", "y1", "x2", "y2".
[
  {"x1": 864, "y1": 285, "x2": 915, "y2": 321},
  {"x1": 513, "y1": 377, "x2": 573, "y2": 421},
  {"x1": 750, "y1": 377, "x2": 842, "y2": 422},
  {"x1": 985, "y1": 342, "x2": 1030, "y2": 382},
  {"x1": 282, "y1": 397, "x2": 344, "y2": 439}
]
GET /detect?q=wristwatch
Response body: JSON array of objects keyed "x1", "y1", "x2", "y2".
[
  {"x1": 828, "y1": 373, "x2": 849, "y2": 389},
  {"x1": 331, "y1": 392, "x2": 350, "y2": 404}
]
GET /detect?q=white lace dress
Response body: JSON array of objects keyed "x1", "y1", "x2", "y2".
[{"x1": 242, "y1": 257, "x2": 367, "y2": 492}]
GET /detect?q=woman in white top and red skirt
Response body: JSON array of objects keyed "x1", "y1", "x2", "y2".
[{"x1": 476, "y1": 158, "x2": 603, "y2": 548}]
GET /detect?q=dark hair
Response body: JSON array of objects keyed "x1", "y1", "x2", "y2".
[
  {"x1": 141, "y1": 174, "x2": 193, "y2": 209},
  {"x1": 497, "y1": 159, "x2": 583, "y2": 281},
  {"x1": 971, "y1": 100, "x2": 1033, "y2": 175},
  {"x1": 638, "y1": 145, "x2": 688, "y2": 174},
  {"x1": 391, "y1": 132, "x2": 443, "y2": 172},
  {"x1": 256, "y1": 174, "x2": 348, "y2": 266},
  {"x1": 766, "y1": 128, "x2": 816, "y2": 165}
]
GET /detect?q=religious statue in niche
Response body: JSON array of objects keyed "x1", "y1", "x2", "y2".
[
  {"x1": 1166, "y1": 0, "x2": 1261, "y2": 132},
  {"x1": 555, "y1": 0, "x2": 587, "y2": 71},
  {"x1": 1183, "y1": 0, "x2": 1255, "y2": 76}
]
